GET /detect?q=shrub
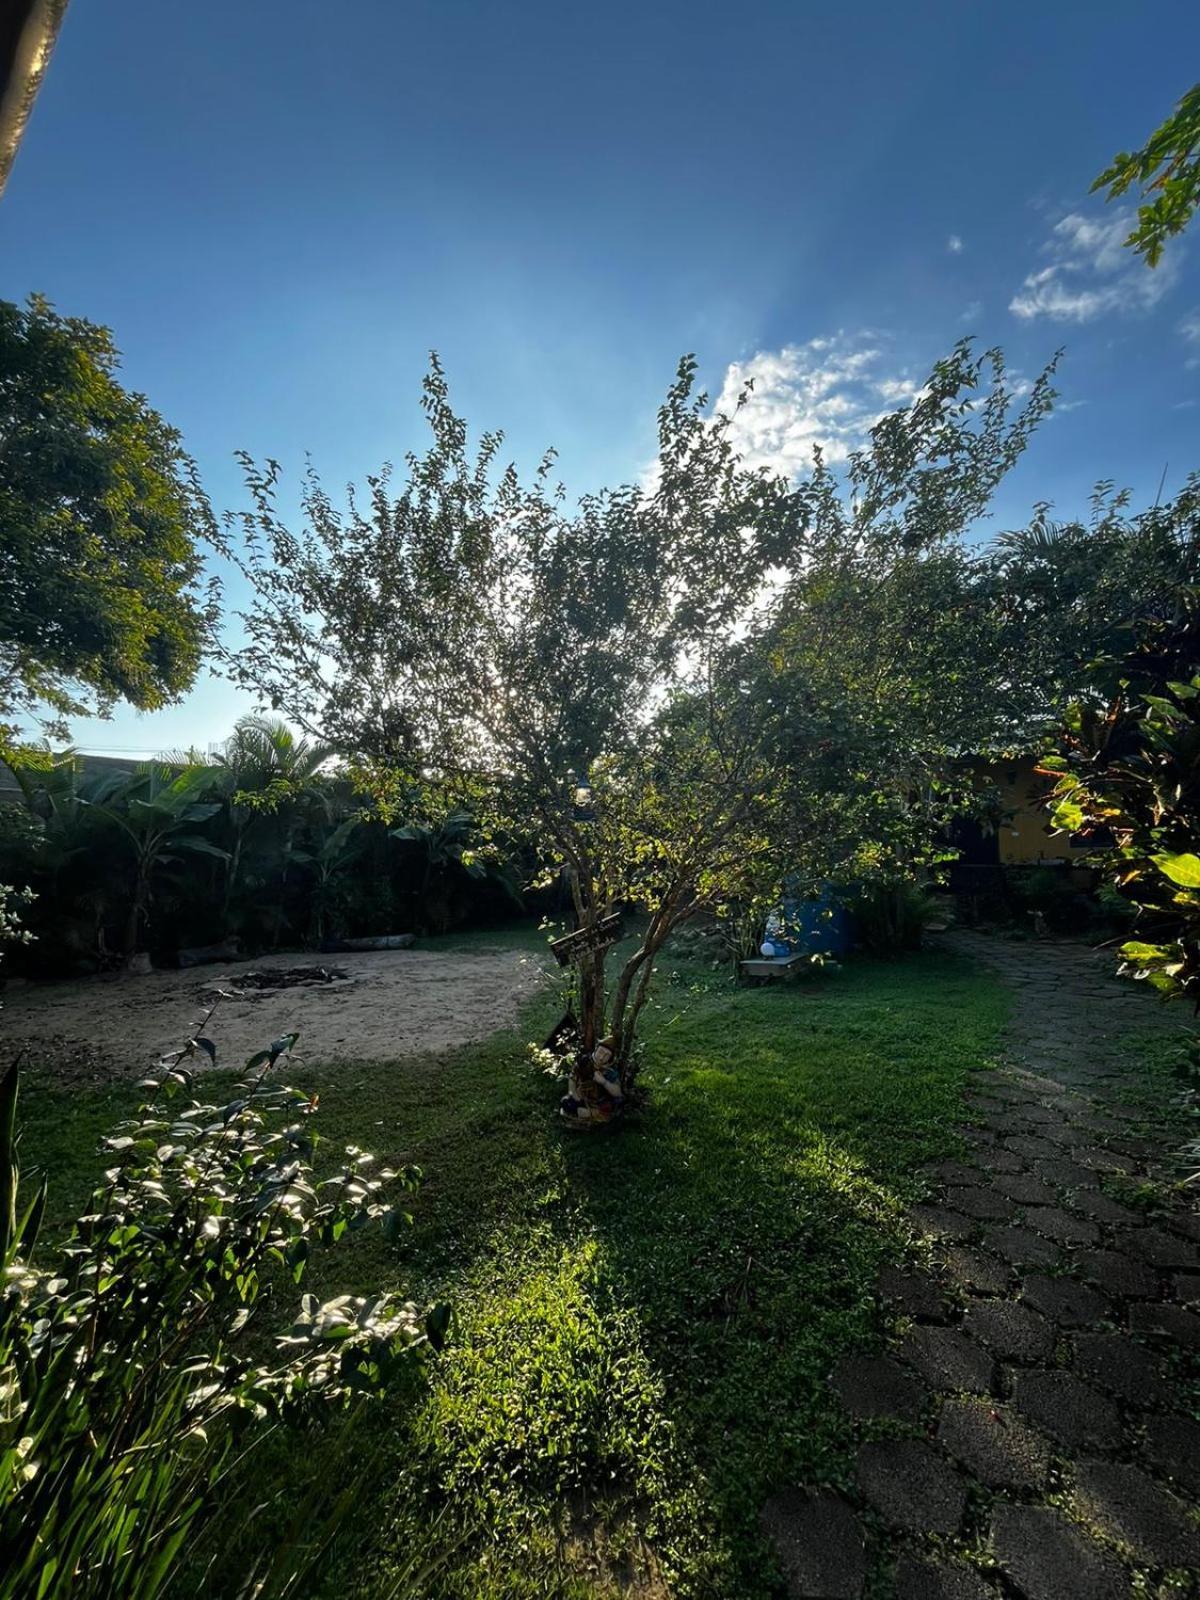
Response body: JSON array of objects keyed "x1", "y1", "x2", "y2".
[
  {"x1": 0, "y1": 1025, "x2": 447, "y2": 1600},
  {"x1": 1043, "y1": 560, "x2": 1200, "y2": 1001},
  {"x1": 848, "y1": 880, "x2": 946, "y2": 956},
  {"x1": 1006, "y1": 865, "x2": 1093, "y2": 934}
]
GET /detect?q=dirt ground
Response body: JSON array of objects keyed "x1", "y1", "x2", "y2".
[{"x1": 0, "y1": 947, "x2": 550, "y2": 1082}]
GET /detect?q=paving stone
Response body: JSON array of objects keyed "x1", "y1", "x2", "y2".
[
  {"x1": 829, "y1": 1354, "x2": 927, "y2": 1421},
  {"x1": 1115, "y1": 1226, "x2": 1198, "y2": 1270},
  {"x1": 924, "y1": 1160, "x2": 981, "y2": 1185},
  {"x1": 877, "y1": 1266, "x2": 951, "y2": 1322},
  {"x1": 953, "y1": 1123, "x2": 997, "y2": 1145},
  {"x1": 993, "y1": 1086, "x2": 1040, "y2": 1106},
  {"x1": 975, "y1": 1115, "x2": 1017, "y2": 1140},
  {"x1": 1020, "y1": 1273, "x2": 1110, "y2": 1328},
  {"x1": 965, "y1": 1093, "x2": 1004, "y2": 1114},
  {"x1": 1140, "y1": 1413, "x2": 1200, "y2": 1495},
  {"x1": 1006, "y1": 1134, "x2": 1061, "y2": 1160},
  {"x1": 909, "y1": 1205, "x2": 976, "y2": 1243},
  {"x1": 940, "y1": 1246, "x2": 1012, "y2": 1296},
  {"x1": 973, "y1": 1069, "x2": 1015, "y2": 1088},
  {"x1": 1128, "y1": 1300, "x2": 1200, "y2": 1345},
  {"x1": 1071, "y1": 1332, "x2": 1169, "y2": 1408},
  {"x1": 1066, "y1": 1190, "x2": 1142, "y2": 1227},
  {"x1": 1170, "y1": 1271, "x2": 1200, "y2": 1304},
  {"x1": 1030, "y1": 1156, "x2": 1095, "y2": 1189},
  {"x1": 897, "y1": 1325, "x2": 995, "y2": 1394},
  {"x1": 1073, "y1": 1459, "x2": 1200, "y2": 1567},
  {"x1": 937, "y1": 1396, "x2": 1050, "y2": 1489},
  {"x1": 1007, "y1": 1369, "x2": 1123, "y2": 1452},
  {"x1": 760, "y1": 1488, "x2": 867, "y2": 1599},
  {"x1": 980, "y1": 1225, "x2": 1062, "y2": 1270},
  {"x1": 1074, "y1": 1248, "x2": 1159, "y2": 1300},
  {"x1": 1168, "y1": 1209, "x2": 1200, "y2": 1242},
  {"x1": 985, "y1": 1147, "x2": 1026, "y2": 1173},
  {"x1": 1020, "y1": 1103, "x2": 1061, "y2": 1126},
  {"x1": 1026, "y1": 1206, "x2": 1101, "y2": 1246},
  {"x1": 1029, "y1": 1119, "x2": 1079, "y2": 1147},
  {"x1": 1004, "y1": 1113, "x2": 1055, "y2": 1138},
  {"x1": 1074, "y1": 1111, "x2": 1124, "y2": 1135},
  {"x1": 1091, "y1": 1099, "x2": 1142, "y2": 1121},
  {"x1": 1107, "y1": 1134, "x2": 1159, "y2": 1160},
  {"x1": 1068, "y1": 1144, "x2": 1137, "y2": 1175},
  {"x1": 1037, "y1": 1092, "x2": 1091, "y2": 1116},
  {"x1": 892, "y1": 1555, "x2": 996, "y2": 1600},
  {"x1": 991, "y1": 1505, "x2": 1127, "y2": 1600},
  {"x1": 964, "y1": 1299, "x2": 1055, "y2": 1361},
  {"x1": 856, "y1": 1439, "x2": 965, "y2": 1534},
  {"x1": 993, "y1": 1172, "x2": 1059, "y2": 1206},
  {"x1": 946, "y1": 1184, "x2": 1017, "y2": 1221}
]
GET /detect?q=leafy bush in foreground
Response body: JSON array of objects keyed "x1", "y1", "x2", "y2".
[{"x1": 0, "y1": 1026, "x2": 446, "y2": 1600}]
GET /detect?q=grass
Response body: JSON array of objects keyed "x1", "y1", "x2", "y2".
[{"x1": 16, "y1": 932, "x2": 1009, "y2": 1598}]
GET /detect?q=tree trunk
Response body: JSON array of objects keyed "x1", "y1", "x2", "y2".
[
  {"x1": 124, "y1": 872, "x2": 147, "y2": 965},
  {"x1": 578, "y1": 945, "x2": 606, "y2": 1052}
]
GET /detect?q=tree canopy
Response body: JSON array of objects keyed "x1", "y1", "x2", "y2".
[
  {"x1": 1039, "y1": 478, "x2": 1200, "y2": 1001},
  {"x1": 218, "y1": 343, "x2": 1054, "y2": 1121},
  {"x1": 1092, "y1": 81, "x2": 1200, "y2": 266},
  {"x1": 0, "y1": 295, "x2": 215, "y2": 755}
]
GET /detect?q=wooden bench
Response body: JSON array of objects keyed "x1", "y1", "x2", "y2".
[{"x1": 739, "y1": 952, "x2": 811, "y2": 981}]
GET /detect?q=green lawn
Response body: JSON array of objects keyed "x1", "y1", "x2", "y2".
[{"x1": 17, "y1": 932, "x2": 1009, "y2": 1599}]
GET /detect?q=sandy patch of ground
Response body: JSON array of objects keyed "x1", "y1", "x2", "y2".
[{"x1": 1, "y1": 948, "x2": 549, "y2": 1082}]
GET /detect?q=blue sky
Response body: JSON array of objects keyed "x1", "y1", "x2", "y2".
[{"x1": 2, "y1": 0, "x2": 1198, "y2": 754}]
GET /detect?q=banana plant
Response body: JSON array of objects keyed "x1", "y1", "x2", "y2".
[
  {"x1": 293, "y1": 815, "x2": 362, "y2": 943},
  {"x1": 391, "y1": 811, "x2": 522, "y2": 933},
  {"x1": 82, "y1": 765, "x2": 229, "y2": 965}
]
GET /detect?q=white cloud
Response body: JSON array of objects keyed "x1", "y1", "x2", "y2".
[
  {"x1": 960, "y1": 300, "x2": 982, "y2": 324},
  {"x1": 947, "y1": 234, "x2": 964, "y2": 254},
  {"x1": 1010, "y1": 207, "x2": 1179, "y2": 323},
  {"x1": 712, "y1": 334, "x2": 921, "y2": 475},
  {"x1": 1182, "y1": 309, "x2": 1200, "y2": 369}
]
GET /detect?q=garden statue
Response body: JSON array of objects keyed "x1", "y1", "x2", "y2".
[{"x1": 560, "y1": 1034, "x2": 625, "y2": 1130}]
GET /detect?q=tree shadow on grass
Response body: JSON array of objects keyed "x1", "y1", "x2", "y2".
[
  {"x1": 544, "y1": 956, "x2": 1001, "y2": 1593},
  {"x1": 192, "y1": 951, "x2": 1007, "y2": 1598}
]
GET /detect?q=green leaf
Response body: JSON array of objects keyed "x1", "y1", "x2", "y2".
[
  {"x1": 169, "y1": 834, "x2": 230, "y2": 859},
  {"x1": 1119, "y1": 940, "x2": 1170, "y2": 963},
  {"x1": 1051, "y1": 798, "x2": 1085, "y2": 832},
  {"x1": 1153, "y1": 852, "x2": 1200, "y2": 888}
]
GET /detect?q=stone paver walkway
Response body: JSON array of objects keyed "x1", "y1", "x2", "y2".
[{"x1": 762, "y1": 933, "x2": 1200, "y2": 1599}]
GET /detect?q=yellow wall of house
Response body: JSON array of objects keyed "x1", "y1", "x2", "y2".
[{"x1": 980, "y1": 757, "x2": 1076, "y2": 865}]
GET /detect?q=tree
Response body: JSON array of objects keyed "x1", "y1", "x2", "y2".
[
  {"x1": 0, "y1": 295, "x2": 216, "y2": 755},
  {"x1": 218, "y1": 345, "x2": 1051, "y2": 1126},
  {"x1": 988, "y1": 481, "x2": 1200, "y2": 723},
  {"x1": 209, "y1": 714, "x2": 333, "y2": 930},
  {"x1": 1093, "y1": 82, "x2": 1200, "y2": 266},
  {"x1": 1040, "y1": 478, "x2": 1200, "y2": 1002}
]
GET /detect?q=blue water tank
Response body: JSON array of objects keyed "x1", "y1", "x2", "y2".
[{"x1": 781, "y1": 886, "x2": 855, "y2": 957}]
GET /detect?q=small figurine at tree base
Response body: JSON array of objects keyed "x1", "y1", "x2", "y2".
[{"x1": 559, "y1": 1035, "x2": 625, "y2": 1130}]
